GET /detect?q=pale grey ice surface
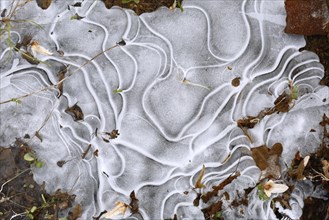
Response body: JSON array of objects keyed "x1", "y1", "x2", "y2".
[{"x1": 0, "y1": 0, "x2": 329, "y2": 219}]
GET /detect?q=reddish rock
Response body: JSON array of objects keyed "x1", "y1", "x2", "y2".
[{"x1": 285, "y1": 0, "x2": 329, "y2": 36}]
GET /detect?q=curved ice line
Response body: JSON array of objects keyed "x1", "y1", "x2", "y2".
[
  {"x1": 12, "y1": 80, "x2": 53, "y2": 103},
  {"x1": 273, "y1": 80, "x2": 289, "y2": 96},
  {"x1": 128, "y1": 17, "x2": 141, "y2": 43},
  {"x1": 265, "y1": 114, "x2": 287, "y2": 147},
  {"x1": 189, "y1": 155, "x2": 252, "y2": 187},
  {"x1": 81, "y1": 18, "x2": 120, "y2": 123},
  {"x1": 118, "y1": 47, "x2": 138, "y2": 92},
  {"x1": 191, "y1": 124, "x2": 236, "y2": 154},
  {"x1": 185, "y1": 5, "x2": 249, "y2": 63},
  {"x1": 11, "y1": 69, "x2": 52, "y2": 88},
  {"x1": 0, "y1": 47, "x2": 11, "y2": 60},
  {"x1": 185, "y1": 63, "x2": 229, "y2": 74},
  {"x1": 123, "y1": 10, "x2": 132, "y2": 39},
  {"x1": 242, "y1": 51, "x2": 301, "y2": 116},
  {"x1": 287, "y1": 59, "x2": 322, "y2": 80},
  {"x1": 244, "y1": 0, "x2": 267, "y2": 79},
  {"x1": 58, "y1": 122, "x2": 90, "y2": 146},
  {"x1": 295, "y1": 75, "x2": 322, "y2": 86},
  {"x1": 52, "y1": 112, "x2": 76, "y2": 157},
  {"x1": 139, "y1": 17, "x2": 174, "y2": 77},
  {"x1": 83, "y1": 0, "x2": 98, "y2": 16},
  {"x1": 82, "y1": 159, "x2": 98, "y2": 187},
  {"x1": 160, "y1": 191, "x2": 186, "y2": 218},
  {"x1": 96, "y1": 142, "x2": 125, "y2": 178},
  {"x1": 129, "y1": 42, "x2": 167, "y2": 78},
  {"x1": 48, "y1": 9, "x2": 70, "y2": 50},
  {"x1": 57, "y1": 53, "x2": 108, "y2": 130},
  {"x1": 115, "y1": 140, "x2": 180, "y2": 167},
  {"x1": 292, "y1": 67, "x2": 324, "y2": 82},
  {"x1": 179, "y1": 84, "x2": 235, "y2": 137}
]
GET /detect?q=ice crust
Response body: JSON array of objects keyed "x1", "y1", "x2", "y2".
[{"x1": 0, "y1": 0, "x2": 329, "y2": 219}]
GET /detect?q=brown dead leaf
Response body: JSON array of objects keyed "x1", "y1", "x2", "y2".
[
  {"x1": 201, "y1": 171, "x2": 240, "y2": 203},
  {"x1": 193, "y1": 193, "x2": 202, "y2": 206},
  {"x1": 237, "y1": 117, "x2": 259, "y2": 129},
  {"x1": 201, "y1": 201, "x2": 223, "y2": 220},
  {"x1": 65, "y1": 103, "x2": 84, "y2": 121},
  {"x1": 251, "y1": 143, "x2": 283, "y2": 178},
  {"x1": 57, "y1": 68, "x2": 67, "y2": 97},
  {"x1": 274, "y1": 92, "x2": 290, "y2": 113},
  {"x1": 129, "y1": 191, "x2": 139, "y2": 214},
  {"x1": 320, "y1": 114, "x2": 329, "y2": 127},
  {"x1": 106, "y1": 129, "x2": 120, "y2": 139},
  {"x1": 296, "y1": 156, "x2": 310, "y2": 180},
  {"x1": 68, "y1": 204, "x2": 82, "y2": 220},
  {"x1": 251, "y1": 145, "x2": 269, "y2": 170},
  {"x1": 103, "y1": 201, "x2": 128, "y2": 219},
  {"x1": 195, "y1": 165, "x2": 206, "y2": 189}
]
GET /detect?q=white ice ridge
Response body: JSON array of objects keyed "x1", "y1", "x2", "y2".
[{"x1": 0, "y1": 0, "x2": 328, "y2": 219}]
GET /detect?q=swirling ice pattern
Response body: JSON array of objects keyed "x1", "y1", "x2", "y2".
[{"x1": 0, "y1": 0, "x2": 328, "y2": 219}]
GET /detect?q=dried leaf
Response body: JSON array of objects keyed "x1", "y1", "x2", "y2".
[
  {"x1": 93, "y1": 149, "x2": 99, "y2": 157},
  {"x1": 65, "y1": 103, "x2": 84, "y2": 121},
  {"x1": 129, "y1": 191, "x2": 139, "y2": 214},
  {"x1": 274, "y1": 92, "x2": 290, "y2": 113},
  {"x1": 237, "y1": 117, "x2": 259, "y2": 129},
  {"x1": 195, "y1": 165, "x2": 206, "y2": 189},
  {"x1": 68, "y1": 204, "x2": 82, "y2": 220},
  {"x1": 105, "y1": 129, "x2": 120, "y2": 139},
  {"x1": 103, "y1": 201, "x2": 128, "y2": 219},
  {"x1": 30, "y1": 41, "x2": 53, "y2": 56},
  {"x1": 251, "y1": 145, "x2": 269, "y2": 170},
  {"x1": 193, "y1": 193, "x2": 202, "y2": 206},
  {"x1": 320, "y1": 114, "x2": 329, "y2": 127},
  {"x1": 57, "y1": 68, "x2": 67, "y2": 97},
  {"x1": 296, "y1": 155, "x2": 310, "y2": 180},
  {"x1": 252, "y1": 143, "x2": 282, "y2": 173},
  {"x1": 201, "y1": 171, "x2": 240, "y2": 203}
]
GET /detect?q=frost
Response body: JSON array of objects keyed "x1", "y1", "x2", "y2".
[{"x1": 0, "y1": 0, "x2": 328, "y2": 219}]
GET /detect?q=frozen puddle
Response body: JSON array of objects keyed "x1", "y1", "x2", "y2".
[{"x1": 1, "y1": 0, "x2": 328, "y2": 219}]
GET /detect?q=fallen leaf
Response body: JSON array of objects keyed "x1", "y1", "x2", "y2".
[
  {"x1": 103, "y1": 201, "x2": 128, "y2": 219},
  {"x1": 201, "y1": 171, "x2": 240, "y2": 203},
  {"x1": 296, "y1": 155, "x2": 310, "y2": 180},
  {"x1": 129, "y1": 191, "x2": 139, "y2": 214},
  {"x1": 68, "y1": 204, "x2": 82, "y2": 220},
  {"x1": 195, "y1": 165, "x2": 206, "y2": 189},
  {"x1": 65, "y1": 103, "x2": 84, "y2": 121},
  {"x1": 57, "y1": 68, "x2": 67, "y2": 97},
  {"x1": 29, "y1": 41, "x2": 53, "y2": 56},
  {"x1": 274, "y1": 92, "x2": 290, "y2": 113}
]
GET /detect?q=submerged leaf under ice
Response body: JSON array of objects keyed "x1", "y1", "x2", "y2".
[{"x1": 0, "y1": 0, "x2": 328, "y2": 219}]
